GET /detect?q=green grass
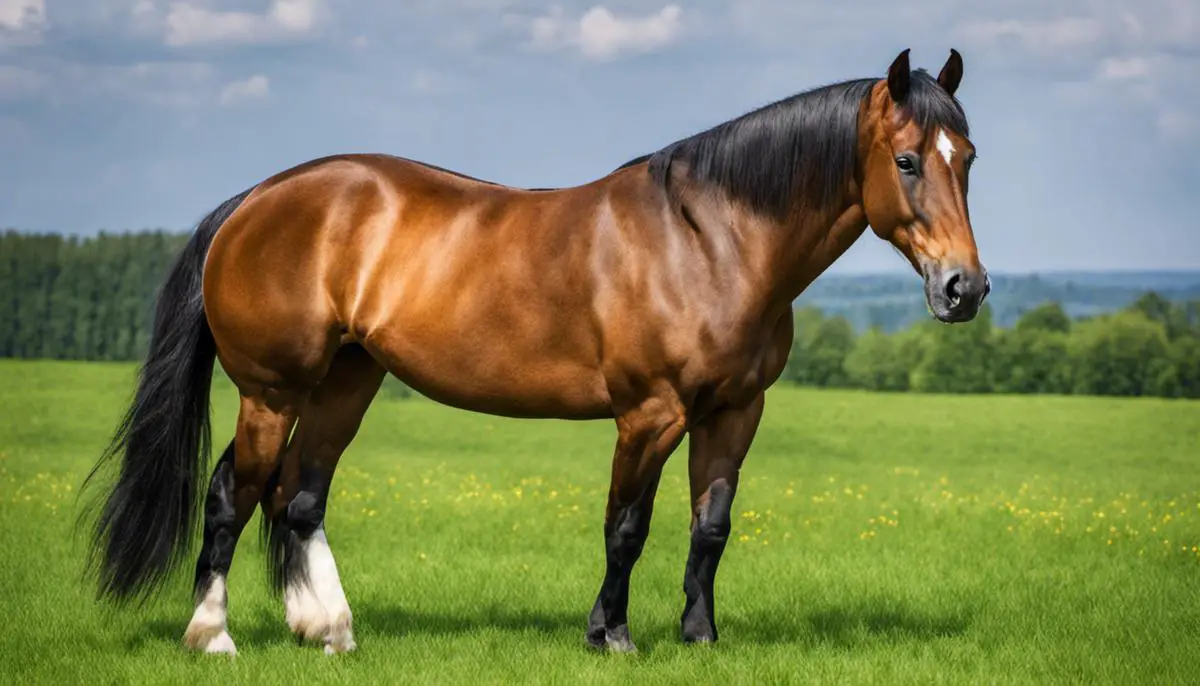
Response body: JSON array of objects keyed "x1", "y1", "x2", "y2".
[{"x1": 1, "y1": 360, "x2": 1198, "y2": 684}]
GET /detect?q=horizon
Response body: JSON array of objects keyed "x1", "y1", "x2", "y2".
[
  {"x1": 4, "y1": 224, "x2": 1200, "y2": 280},
  {"x1": 8, "y1": 220, "x2": 1200, "y2": 281},
  {"x1": 2, "y1": 1, "x2": 1198, "y2": 274}
]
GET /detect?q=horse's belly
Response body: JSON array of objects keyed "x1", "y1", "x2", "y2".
[{"x1": 360, "y1": 329, "x2": 613, "y2": 420}]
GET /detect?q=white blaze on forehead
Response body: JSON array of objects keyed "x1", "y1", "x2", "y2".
[{"x1": 936, "y1": 129, "x2": 955, "y2": 165}]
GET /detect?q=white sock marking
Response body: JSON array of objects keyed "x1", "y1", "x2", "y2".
[
  {"x1": 184, "y1": 574, "x2": 237, "y2": 655},
  {"x1": 936, "y1": 129, "x2": 955, "y2": 165},
  {"x1": 285, "y1": 527, "x2": 356, "y2": 653}
]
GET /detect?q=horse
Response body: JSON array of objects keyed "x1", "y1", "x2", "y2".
[{"x1": 81, "y1": 48, "x2": 988, "y2": 656}]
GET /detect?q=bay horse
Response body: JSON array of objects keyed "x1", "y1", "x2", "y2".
[{"x1": 82, "y1": 48, "x2": 988, "y2": 656}]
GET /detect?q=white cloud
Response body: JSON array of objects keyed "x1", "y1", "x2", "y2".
[
  {"x1": 218, "y1": 74, "x2": 269, "y2": 105},
  {"x1": 1097, "y1": 56, "x2": 1150, "y2": 81},
  {"x1": 1054, "y1": 51, "x2": 1200, "y2": 143},
  {"x1": 0, "y1": 0, "x2": 45, "y2": 45},
  {"x1": 165, "y1": 0, "x2": 323, "y2": 47},
  {"x1": 132, "y1": 0, "x2": 156, "y2": 18},
  {"x1": 956, "y1": 2, "x2": 1200, "y2": 60},
  {"x1": 956, "y1": 17, "x2": 1104, "y2": 53},
  {"x1": 952, "y1": 2, "x2": 1199, "y2": 149},
  {"x1": 0, "y1": 0, "x2": 43, "y2": 29},
  {"x1": 529, "y1": 4, "x2": 683, "y2": 61}
]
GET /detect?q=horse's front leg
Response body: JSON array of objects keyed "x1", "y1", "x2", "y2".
[
  {"x1": 680, "y1": 392, "x2": 765, "y2": 644},
  {"x1": 586, "y1": 390, "x2": 688, "y2": 653}
]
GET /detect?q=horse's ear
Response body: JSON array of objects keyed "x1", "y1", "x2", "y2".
[
  {"x1": 887, "y1": 49, "x2": 911, "y2": 102},
  {"x1": 937, "y1": 48, "x2": 963, "y2": 96}
]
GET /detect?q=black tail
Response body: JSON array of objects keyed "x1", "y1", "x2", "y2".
[{"x1": 81, "y1": 188, "x2": 252, "y2": 604}]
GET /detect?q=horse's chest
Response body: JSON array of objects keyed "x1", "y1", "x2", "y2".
[{"x1": 696, "y1": 317, "x2": 793, "y2": 410}]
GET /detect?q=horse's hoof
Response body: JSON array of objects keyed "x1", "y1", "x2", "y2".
[
  {"x1": 183, "y1": 616, "x2": 238, "y2": 656},
  {"x1": 682, "y1": 628, "x2": 718, "y2": 645},
  {"x1": 585, "y1": 625, "x2": 637, "y2": 653},
  {"x1": 605, "y1": 636, "x2": 637, "y2": 653},
  {"x1": 324, "y1": 639, "x2": 356, "y2": 656},
  {"x1": 603, "y1": 624, "x2": 637, "y2": 653},
  {"x1": 183, "y1": 623, "x2": 238, "y2": 656},
  {"x1": 324, "y1": 618, "x2": 357, "y2": 655},
  {"x1": 203, "y1": 631, "x2": 238, "y2": 655},
  {"x1": 681, "y1": 615, "x2": 718, "y2": 645}
]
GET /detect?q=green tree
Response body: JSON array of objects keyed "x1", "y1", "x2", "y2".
[
  {"x1": 1069, "y1": 311, "x2": 1177, "y2": 397},
  {"x1": 1016, "y1": 301, "x2": 1071, "y2": 334},
  {"x1": 1171, "y1": 336, "x2": 1200, "y2": 399},
  {"x1": 1185, "y1": 300, "x2": 1200, "y2": 336},
  {"x1": 46, "y1": 236, "x2": 80, "y2": 358},
  {"x1": 1129, "y1": 292, "x2": 1190, "y2": 340},
  {"x1": 0, "y1": 230, "x2": 189, "y2": 360},
  {"x1": 11, "y1": 235, "x2": 61, "y2": 358},
  {"x1": 783, "y1": 306, "x2": 825, "y2": 383},
  {"x1": 994, "y1": 327, "x2": 1072, "y2": 395},
  {"x1": 0, "y1": 232, "x2": 17, "y2": 357},
  {"x1": 844, "y1": 326, "x2": 913, "y2": 391},
  {"x1": 786, "y1": 310, "x2": 856, "y2": 388},
  {"x1": 911, "y1": 305, "x2": 996, "y2": 394}
]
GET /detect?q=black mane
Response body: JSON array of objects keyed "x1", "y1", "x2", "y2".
[{"x1": 619, "y1": 69, "x2": 968, "y2": 220}]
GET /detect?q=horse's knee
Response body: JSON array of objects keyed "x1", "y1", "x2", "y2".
[
  {"x1": 694, "y1": 479, "x2": 734, "y2": 549},
  {"x1": 286, "y1": 490, "x2": 325, "y2": 538},
  {"x1": 607, "y1": 503, "x2": 652, "y2": 561}
]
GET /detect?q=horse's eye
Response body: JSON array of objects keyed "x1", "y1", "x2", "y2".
[{"x1": 895, "y1": 155, "x2": 919, "y2": 176}]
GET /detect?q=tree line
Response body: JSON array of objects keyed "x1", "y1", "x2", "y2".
[
  {"x1": 796, "y1": 270, "x2": 1200, "y2": 333},
  {"x1": 783, "y1": 295, "x2": 1200, "y2": 399},
  {"x1": 1, "y1": 230, "x2": 188, "y2": 360},
  {"x1": 2, "y1": 230, "x2": 1198, "y2": 399}
]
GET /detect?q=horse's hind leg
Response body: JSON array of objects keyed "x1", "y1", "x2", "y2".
[
  {"x1": 262, "y1": 344, "x2": 386, "y2": 654},
  {"x1": 184, "y1": 391, "x2": 302, "y2": 654}
]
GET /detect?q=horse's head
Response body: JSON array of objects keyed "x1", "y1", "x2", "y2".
[{"x1": 860, "y1": 49, "x2": 988, "y2": 323}]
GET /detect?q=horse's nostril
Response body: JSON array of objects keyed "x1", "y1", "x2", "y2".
[{"x1": 943, "y1": 271, "x2": 963, "y2": 307}]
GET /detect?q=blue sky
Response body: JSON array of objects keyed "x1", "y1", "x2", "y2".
[{"x1": 1, "y1": 0, "x2": 1197, "y2": 273}]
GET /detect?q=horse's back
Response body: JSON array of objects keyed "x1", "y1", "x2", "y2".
[
  {"x1": 346, "y1": 157, "x2": 617, "y2": 417},
  {"x1": 202, "y1": 153, "x2": 619, "y2": 416}
]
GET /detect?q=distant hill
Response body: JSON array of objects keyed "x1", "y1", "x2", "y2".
[{"x1": 796, "y1": 271, "x2": 1200, "y2": 332}]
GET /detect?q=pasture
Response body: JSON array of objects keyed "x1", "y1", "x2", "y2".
[{"x1": 1, "y1": 360, "x2": 1197, "y2": 684}]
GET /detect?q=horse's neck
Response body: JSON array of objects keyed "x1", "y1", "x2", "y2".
[
  {"x1": 644, "y1": 175, "x2": 868, "y2": 323},
  {"x1": 757, "y1": 201, "x2": 870, "y2": 310}
]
